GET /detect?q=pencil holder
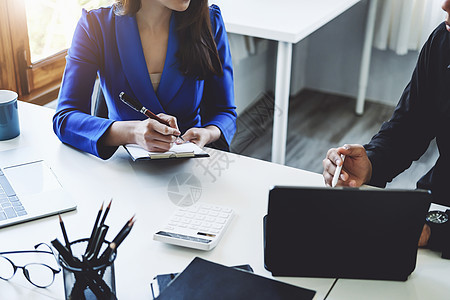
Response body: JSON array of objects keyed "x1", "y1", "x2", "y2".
[{"x1": 59, "y1": 238, "x2": 117, "y2": 300}]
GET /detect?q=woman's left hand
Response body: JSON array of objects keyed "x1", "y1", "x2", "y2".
[{"x1": 180, "y1": 125, "x2": 221, "y2": 148}]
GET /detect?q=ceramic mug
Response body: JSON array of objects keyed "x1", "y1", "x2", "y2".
[{"x1": 0, "y1": 90, "x2": 20, "y2": 140}]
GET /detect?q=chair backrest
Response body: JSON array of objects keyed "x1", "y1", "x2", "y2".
[{"x1": 93, "y1": 85, "x2": 108, "y2": 118}]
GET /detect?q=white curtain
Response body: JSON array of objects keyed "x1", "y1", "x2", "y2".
[{"x1": 373, "y1": 0, "x2": 446, "y2": 55}]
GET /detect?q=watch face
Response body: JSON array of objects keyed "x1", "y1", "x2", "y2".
[{"x1": 426, "y1": 211, "x2": 449, "y2": 224}]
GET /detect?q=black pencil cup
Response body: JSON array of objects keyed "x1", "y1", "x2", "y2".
[{"x1": 59, "y1": 238, "x2": 117, "y2": 300}]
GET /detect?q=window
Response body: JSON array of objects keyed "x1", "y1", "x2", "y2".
[{"x1": 0, "y1": 0, "x2": 112, "y2": 105}]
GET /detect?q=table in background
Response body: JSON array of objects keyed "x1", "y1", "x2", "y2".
[
  {"x1": 0, "y1": 102, "x2": 333, "y2": 299},
  {"x1": 209, "y1": 0, "x2": 361, "y2": 164}
]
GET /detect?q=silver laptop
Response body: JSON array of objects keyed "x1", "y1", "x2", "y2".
[{"x1": 0, "y1": 160, "x2": 76, "y2": 228}]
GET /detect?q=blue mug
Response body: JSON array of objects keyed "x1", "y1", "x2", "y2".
[{"x1": 0, "y1": 90, "x2": 20, "y2": 140}]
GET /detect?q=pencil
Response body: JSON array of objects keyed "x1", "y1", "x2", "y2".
[
  {"x1": 99, "y1": 199, "x2": 112, "y2": 228},
  {"x1": 85, "y1": 201, "x2": 104, "y2": 255},
  {"x1": 58, "y1": 214, "x2": 72, "y2": 255},
  {"x1": 87, "y1": 199, "x2": 112, "y2": 257}
]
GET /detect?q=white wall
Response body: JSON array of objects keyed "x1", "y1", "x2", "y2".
[
  {"x1": 304, "y1": 0, "x2": 419, "y2": 106},
  {"x1": 231, "y1": 0, "x2": 421, "y2": 113}
]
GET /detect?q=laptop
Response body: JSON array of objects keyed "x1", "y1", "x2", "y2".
[
  {"x1": 264, "y1": 186, "x2": 431, "y2": 281},
  {"x1": 0, "y1": 160, "x2": 76, "y2": 228}
]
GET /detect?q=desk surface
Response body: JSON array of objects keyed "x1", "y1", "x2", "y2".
[
  {"x1": 0, "y1": 102, "x2": 333, "y2": 299},
  {"x1": 209, "y1": 0, "x2": 360, "y2": 43},
  {"x1": 2, "y1": 102, "x2": 450, "y2": 299}
]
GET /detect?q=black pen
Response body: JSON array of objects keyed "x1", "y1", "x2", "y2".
[
  {"x1": 119, "y1": 92, "x2": 184, "y2": 141},
  {"x1": 58, "y1": 214, "x2": 72, "y2": 255}
]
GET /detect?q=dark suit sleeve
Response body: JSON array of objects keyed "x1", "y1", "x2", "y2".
[{"x1": 364, "y1": 29, "x2": 441, "y2": 187}]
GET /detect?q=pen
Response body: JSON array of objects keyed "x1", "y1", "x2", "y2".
[
  {"x1": 58, "y1": 214, "x2": 72, "y2": 255},
  {"x1": 332, "y1": 154, "x2": 345, "y2": 188},
  {"x1": 119, "y1": 92, "x2": 184, "y2": 141}
]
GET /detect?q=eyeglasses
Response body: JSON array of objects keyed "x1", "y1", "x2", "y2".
[{"x1": 0, "y1": 242, "x2": 61, "y2": 288}]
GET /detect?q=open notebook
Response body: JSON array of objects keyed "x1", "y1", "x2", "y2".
[{"x1": 124, "y1": 142, "x2": 209, "y2": 161}]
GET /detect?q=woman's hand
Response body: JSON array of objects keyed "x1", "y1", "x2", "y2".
[
  {"x1": 103, "y1": 113, "x2": 181, "y2": 152},
  {"x1": 180, "y1": 125, "x2": 221, "y2": 148},
  {"x1": 322, "y1": 144, "x2": 372, "y2": 187},
  {"x1": 134, "y1": 113, "x2": 181, "y2": 152}
]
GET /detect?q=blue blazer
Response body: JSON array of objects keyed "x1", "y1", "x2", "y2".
[{"x1": 53, "y1": 5, "x2": 236, "y2": 159}]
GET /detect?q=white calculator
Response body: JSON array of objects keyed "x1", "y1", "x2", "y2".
[{"x1": 153, "y1": 202, "x2": 234, "y2": 251}]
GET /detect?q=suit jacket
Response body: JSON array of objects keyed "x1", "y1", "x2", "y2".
[
  {"x1": 53, "y1": 5, "x2": 236, "y2": 159},
  {"x1": 364, "y1": 22, "x2": 450, "y2": 205}
]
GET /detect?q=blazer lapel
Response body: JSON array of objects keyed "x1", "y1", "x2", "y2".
[
  {"x1": 115, "y1": 13, "x2": 164, "y2": 112},
  {"x1": 157, "y1": 14, "x2": 185, "y2": 105}
]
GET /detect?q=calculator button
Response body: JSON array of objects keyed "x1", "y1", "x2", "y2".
[
  {"x1": 185, "y1": 213, "x2": 195, "y2": 218},
  {"x1": 205, "y1": 216, "x2": 215, "y2": 222},
  {"x1": 201, "y1": 222, "x2": 212, "y2": 227},
  {"x1": 215, "y1": 217, "x2": 226, "y2": 224},
  {"x1": 198, "y1": 209, "x2": 208, "y2": 215},
  {"x1": 219, "y1": 212, "x2": 229, "y2": 218},
  {"x1": 212, "y1": 223, "x2": 223, "y2": 229},
  {"x1": 188, "y1": 207, "x2": 199, "y2": 213},
  {"x1": 208, "y1": 211, "x2": 219, "y2": 217}
]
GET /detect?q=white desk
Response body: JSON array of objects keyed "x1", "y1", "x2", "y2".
[
  {"x1": 2, "y1": 102, "x2": 450, "y2": 299},
  {"x1": 327, "y1": 249, "x2": 450, "y2": 299},
  {"x1": 210, "y1": 0, "x2": 361, "y2": 164},
  {"x1": 0, "y1": 102, "x2": 334, "y2": 299}
]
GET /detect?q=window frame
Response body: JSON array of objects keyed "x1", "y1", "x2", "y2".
[{"x1": 1, "y1": 0, "x2": 67, "y2": 105}]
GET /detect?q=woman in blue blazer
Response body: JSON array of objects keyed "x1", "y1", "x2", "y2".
[{"x1": 53, "y1": 0, "x2": 236, "y2": 159}]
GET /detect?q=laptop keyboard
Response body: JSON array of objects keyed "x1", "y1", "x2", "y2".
[{"x1": 0, "y1": 169, "x2": 27, "y2": 221}]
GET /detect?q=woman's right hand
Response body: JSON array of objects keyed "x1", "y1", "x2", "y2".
[
  {"x1": 322, "y1": 144, "x2": 373, "y2": 187},
  {"x1": 133, "y1": 113, "x2": 181, "y2": 152},
  {"x1": 102, "y1": 113, "x2": 181, "y2": 152}
]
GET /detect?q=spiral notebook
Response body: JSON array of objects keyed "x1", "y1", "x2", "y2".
[{"x1": 124, "y1": 142, "x2": 209, "y2": 161}]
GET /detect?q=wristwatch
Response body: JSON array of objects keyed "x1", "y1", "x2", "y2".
[{"x1": 425, "y1": 210, "x2": 450, "y2": 257}]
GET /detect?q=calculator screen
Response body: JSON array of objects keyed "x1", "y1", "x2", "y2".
[{"x1": 156, "y1": 231, "x2": 212, "y2": 244}]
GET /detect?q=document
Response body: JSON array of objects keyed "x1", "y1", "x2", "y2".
[{"x1": 123, "y1": 142, "x2": 209, "y2": 161}]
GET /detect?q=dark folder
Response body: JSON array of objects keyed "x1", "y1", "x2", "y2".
[{"x1": 155, "y1": 257, "x2": 315, "y2": 300}]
